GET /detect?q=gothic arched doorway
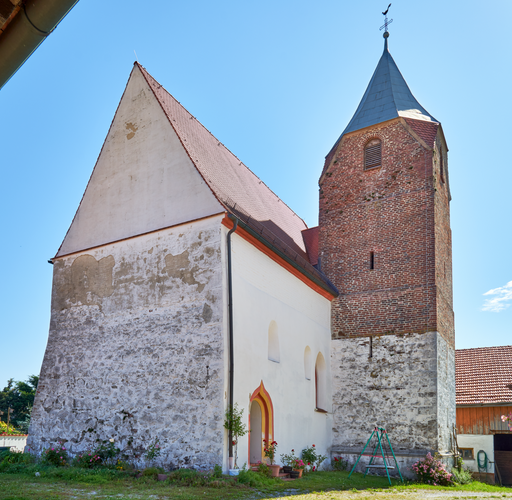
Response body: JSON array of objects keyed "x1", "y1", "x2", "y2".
[{"x1": 249, "y1": 381, "x2": 274, "y2": 465}]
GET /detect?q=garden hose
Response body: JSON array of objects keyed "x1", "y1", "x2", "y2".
[{"x1": 477, "y1": 450, "x2": 488, "y2": 472}]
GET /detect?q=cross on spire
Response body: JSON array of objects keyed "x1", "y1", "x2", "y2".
[{"x1": 379, "y1": 3, "x2": 393, "y2": 38}]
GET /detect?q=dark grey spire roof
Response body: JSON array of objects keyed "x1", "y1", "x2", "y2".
[{"x1": 337, "y1": 38, "x2": 438, "y2": 140}]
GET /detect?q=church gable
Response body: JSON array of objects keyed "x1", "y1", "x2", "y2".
[{"x1": 56, "y1": 64, "x2": 223, "y2": 258}]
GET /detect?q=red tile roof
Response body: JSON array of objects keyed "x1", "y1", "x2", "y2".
[
  {"x1": 302, "y1": 226, "x2": 319, "y2": 266},
  {"x1": 404, "y1": 118, "x2": 439, "y2": 148},
  {"x1": 456, "y1": 346, "x2": 512, "y2": 405},
  {"x1": 138, "y1": 63, "x2": 308, "y2": 256}
]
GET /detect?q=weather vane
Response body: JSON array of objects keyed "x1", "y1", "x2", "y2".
[{"x1": 379, "y1": 3, "x2": 393, "y2": 37}]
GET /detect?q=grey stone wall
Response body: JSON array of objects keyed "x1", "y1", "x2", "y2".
[
  {"x1": 28, "y1": 216, "x2": 225, "y2": 469},
  {"x1": 436, "y1": 334, "x2": 456, "y2": 456},
  {"x1": 330, "y1": 332, "x2": 455, "y2": 478}
]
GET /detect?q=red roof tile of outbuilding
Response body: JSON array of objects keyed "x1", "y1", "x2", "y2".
[{"x1": 456, "y1": 346, "x2": 512, "y2": 405}]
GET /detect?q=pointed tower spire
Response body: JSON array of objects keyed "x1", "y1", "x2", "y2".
[{"x1": 330, "y1": 16, "x2": 438, "y2": 150}]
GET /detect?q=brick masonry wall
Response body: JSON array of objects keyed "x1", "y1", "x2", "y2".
[
  {"x1": 319, "y1": 119, "x2": 439, "y2": 339},
  {"x1": 433, "y1": 135, "x2": 455, "y2": 347},
  {"x1": 28, "y1": 216, "x2": 225, "y2": 469}
]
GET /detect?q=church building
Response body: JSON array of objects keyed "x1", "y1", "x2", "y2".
[{"x1": 28, "y1": 32, "x2": 455, "y2": 475}]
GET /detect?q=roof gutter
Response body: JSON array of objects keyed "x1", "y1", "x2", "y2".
[{"x1": 0, "y1": 0, "x2": 80, "y2": 90}]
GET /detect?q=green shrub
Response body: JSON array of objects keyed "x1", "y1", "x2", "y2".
[
  {"x1": 255, "y1": 462, "x2": 271, "y2": 477},
  {"x1": 451, "y1": 466, "x2": 473, "y2": 484},
  {"x1": 41, "y1": 443, "x2": 68, "y2": 467},
  {"x1": 237, "y1": 467, "x2": 278, "y2": 487},
  {"x1": 142, "y1": 466, "x2": 163, "y2": 478},
  {"x1": 92, "y1": 439, "x2": 120, "y2": 466},
  {"x1": 0, "y1": 421, "x2": 24, "y2": 435},
  {"x1": 451, "y1": 457, "x2": 473, "y2": 485},
  {"x1": 168, "y1": 468, "x2": 211, "y2": 486},
  {"x1": 212, "y1": 464, "x2": 223, "y2": 478},
  {"x1": 72, "y1": 452, "x2": 102, "y2": 468},
  {"x1": 0, "y1": 449, "x2": 35, "y2": 466},
  {"x1": 332, "y1": 456, "x2": 348, "y2": 471}
]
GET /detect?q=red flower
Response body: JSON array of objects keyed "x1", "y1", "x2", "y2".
[
  {"x1": 308, "y1": 462, "x2": 310, "y2": 465},
  {"x1": 291, "y1": 449, "x2": 294, "y2": 452},
  {"x1": 232, "y1": 441, "x2": 236, "y2": 446},
  {"x1": 312, "y1": 444, "x2": 315, "y2": 447}
]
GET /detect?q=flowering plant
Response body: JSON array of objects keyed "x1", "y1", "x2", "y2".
[
  {"x1": 41, "y1": 442, "x2": 68, "y2": 467},
  {"x1": 332, "y1": 456, "x2": 348, "y2": 471},
  {"x1": 291, "y1": 458, "x2": 305, "y2": 470},
  {"x1": 145, "y1": 437, "x2": 161, "y2": 463},
  {"x1": 263, "y1": 439, "x2": 278, "y2": 465},
  {"x1": 72, "y1": 452, "x2": 102, "y2": 468},
  {"x1": 411, "y1": 452, "x2": 454, "y2": 486},
  {"x1": 280, "y1": 449, "x2": 297, "y2": 467},
  {"x1": 502, "y1": 413, "x2": 512, "y2": 431},
  {"x1": 0, "y1": 421, "x2": 23, "y2": 436},
  {"x1": 301, "y1": 444, "x2": 327, "y2": 472},
  {"x1": 93, "y1": 438, "x2": 120, "y2": 466}
]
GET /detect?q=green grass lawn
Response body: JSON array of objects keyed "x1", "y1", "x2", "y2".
[{"x1": 0, "y1": 469, "x2": 511, "y2": 500}]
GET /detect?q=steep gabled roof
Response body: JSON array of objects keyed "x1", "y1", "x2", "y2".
[
  {"x1": 456, "y1": 346, "x2": 512, "y2": 405},
  {"x1": 327, "y1": 38, "x2": 438, "y2": 156},
  {"x1": 137, "y1": 63, "x2": 308, "y2": 256}
]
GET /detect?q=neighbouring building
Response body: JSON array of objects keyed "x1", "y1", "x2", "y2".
[
  {"x1": 28, "y1": 31, "x2": 455, "y2": 476},
  {"x1": 456, "y1": 346, "x2": 512, "y2": 485}
]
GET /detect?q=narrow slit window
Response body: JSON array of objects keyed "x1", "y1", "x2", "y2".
[
  {"x1": 370, "y1": 251, "x2": 375, "y2": 270},
  {"x1": 364, "y1": 139, "x2": 381, "y2": 170},
  {"x1": 439, "y1": 147, "x2": 445, "y2": 183}
]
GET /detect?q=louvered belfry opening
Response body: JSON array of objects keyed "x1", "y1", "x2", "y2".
[{"x1": 364, "y1": 139, "x2": 382, "y2": 169}]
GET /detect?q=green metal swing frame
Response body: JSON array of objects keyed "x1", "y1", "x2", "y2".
[{"x1": 348, "y1": 427, "x2": 404, "y2": 485}]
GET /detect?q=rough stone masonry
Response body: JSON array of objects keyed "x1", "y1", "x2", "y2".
[{"x1": 28, "y1": 216, "x2": 225, "y2": 469}]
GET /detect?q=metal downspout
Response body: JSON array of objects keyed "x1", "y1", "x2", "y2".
[
  {"x1": 227, "y1": 216, "x2": 238, "y2": 464},
  {"x1": 0, "y1": 0, "x2": 80, "y2": 90}
]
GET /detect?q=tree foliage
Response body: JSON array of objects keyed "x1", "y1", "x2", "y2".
[{"x1": 0, "y1": 375, "x2": 38, "y2": 430}]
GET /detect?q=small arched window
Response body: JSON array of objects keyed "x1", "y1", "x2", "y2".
[
  {"x1": 315, "y1": 352, "x2": 328, "y2": 411},
  {"x1": 304, "y1": 346, "x2": 312, "y2": 380},
  {"x1": 268, "y1": 321, "x2": 280, "y2": 363},
  {"x1": 364, "y1": 139, "x2": 381, "y2": 170}
]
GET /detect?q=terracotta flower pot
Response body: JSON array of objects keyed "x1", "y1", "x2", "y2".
[
  {"x1": 292, "y1": 468, "x2": 303, "y2": 478},
  {"x1": 269, "y1": 464, "x2": 281, "y2": 477}
]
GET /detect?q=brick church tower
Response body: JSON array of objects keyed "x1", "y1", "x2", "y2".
[{"x1": 319, "y1": 32, "x2": 455, "y2": 471}]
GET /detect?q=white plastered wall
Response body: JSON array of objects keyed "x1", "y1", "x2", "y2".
[
  {"x1": 222, "y1": 227, "x2": 333, "y2": 470},
  {"x1": 457, "y1": 435, "x2": 494, "y2": 474},
  {"x1": 1, "y1": 435, "x2": 27, "y2": 452},
  {"x1": 57, "y1": 65, "x2": 223, "y2": 257}
]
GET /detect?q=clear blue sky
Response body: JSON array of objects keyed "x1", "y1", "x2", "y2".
[{"x1": 1, "y1": 0, "x2": 510, "y2": 387}]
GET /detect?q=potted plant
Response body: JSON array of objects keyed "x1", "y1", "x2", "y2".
[
  {"x1": 291, "y1": 458, "x2": 305, "y2": 478},
  {"x1": 280, "y1": 449, "x2": 297, "y2": 473},
  {"x1": 224, "y1": 403, "x2": 248, "y2": 475},
  {"x1": 263, "y1": 439, "x2": 280, "y2": 477}
]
